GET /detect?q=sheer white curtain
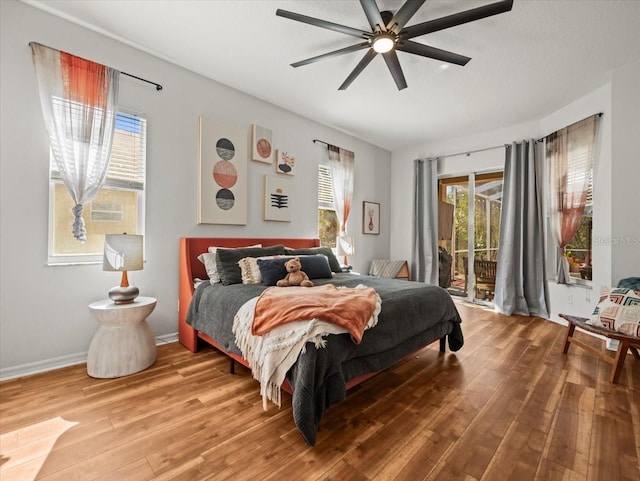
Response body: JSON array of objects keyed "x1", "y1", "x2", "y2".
[
  {"x1": 328, "y1": 144, "x2": 355, "y2": 236},
  {"x1": 546, "y1": 115, "x2": 598, "y2": 283},
  {"x1": 31, "y1": 42, "x2": 119, "y2": 242}
]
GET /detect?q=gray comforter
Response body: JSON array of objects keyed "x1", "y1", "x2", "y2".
[{"x1": 186, "y1": 274, "x2": 463, "y2": 445}]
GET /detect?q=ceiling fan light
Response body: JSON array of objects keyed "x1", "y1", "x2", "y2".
[{"x1": 372, "y1": 34, "x2": 394, "y2": 53}]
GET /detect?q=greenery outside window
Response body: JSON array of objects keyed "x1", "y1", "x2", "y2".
[
  {"x1": 48, "y1": 111, "x2": 146, "y2": 265},
  {"x1": 564, "y1": 170, "x2": 593, "y2": 282},
  {"x1": 439, "y1": 172, "x2": 503, "y2": 300}
]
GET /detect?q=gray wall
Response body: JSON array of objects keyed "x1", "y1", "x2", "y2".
[{"x1": 0, "y1": 1, "x2": 392, "y2": 378}]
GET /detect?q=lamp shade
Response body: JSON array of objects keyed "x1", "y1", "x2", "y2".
[
  {"x1": 336, "y1": 235, "x2": 355, "y2": 257},
  {"x1": 103, "y1": 234, "x2": 143, "y2": 272}
]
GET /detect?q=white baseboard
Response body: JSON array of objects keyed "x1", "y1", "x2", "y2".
[
  {"x1": 0, "y1": 351, "x2": 88, "y2": 382},
  {"x1": 156, "y1": 332, "x2": 179, "y2": 344},
  {"x1": 0, "y1": 332, "x2": 179, "y2": 382}
]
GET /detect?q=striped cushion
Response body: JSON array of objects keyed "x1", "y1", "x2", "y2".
[{"x1": 369, "y1": 259, "x2": 406, "y2": 278}]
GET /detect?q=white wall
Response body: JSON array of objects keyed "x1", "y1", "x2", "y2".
[
  {"x1": 0, "y1": 1, "x2": 391, "y2": 378},
  {"x1": 610, "y1": 60, "x2": 640, "y2": 284},
  {"x1": 390, "y1": 74, "x2": 640, "y2": 322}
]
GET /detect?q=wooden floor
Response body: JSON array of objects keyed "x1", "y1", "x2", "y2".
[{"x1": 1, "y1": 302, "x2": 639, "y2": 481}]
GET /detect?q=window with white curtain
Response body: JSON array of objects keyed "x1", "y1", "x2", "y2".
[
  {"x1": 561, "y1": 166, "x2": 593, "y2": 282},
  {"x1": 317, "y1": 164, "x2": 338, "y2": 248},
  {"x1": 545, "y1": 115, "x2": 598, "y2": 284},
  {"x1": 48, "y1": 110, "x2": 146, "y2": 264}
]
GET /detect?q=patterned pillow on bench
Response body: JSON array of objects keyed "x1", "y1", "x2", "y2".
[{"x1": 587, "y1": 286, "x2": 640, "y2": 337}]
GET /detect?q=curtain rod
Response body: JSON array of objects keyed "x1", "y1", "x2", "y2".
[
  {"x1": 437, "y1": 143, "x2": 507, "y2": 160},
  {"x1": 29, "y1": 41, "x2": 163, "y2": 91},
  {"x1": 319, "y1": 139, "x2": 504, "y2": 158},
  {"x1": 536, "y1": 112, "x2": 602, "y2": 142},
  {"x1": 121, "y1": 72, "x2": 162, "y2": 91}
]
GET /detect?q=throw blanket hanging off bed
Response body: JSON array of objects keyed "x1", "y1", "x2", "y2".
[{"x1": 233, "y1": 284, "x2": 381, "y2": 410}]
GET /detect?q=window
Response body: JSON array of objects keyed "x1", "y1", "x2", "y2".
[
  {"x1": 564, "y1": 170, "x2": 593, "y2": 281},
  {"x1": 48, "y1": 111, "x2": 146, "y2": 264},
  {"x1": 317, "y1": 164, "x2": 338, "y2": 248},
  {"x1": 545, "y1": 114, "x2": 598, "y2": 284},
  {"x1": 90, "y1": 202, "x2": 123, "y2": 222}
]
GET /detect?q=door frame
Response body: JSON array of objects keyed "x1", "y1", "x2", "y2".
[{"x1": 438, "y1": 170, "x2": 503, "y2": 303}]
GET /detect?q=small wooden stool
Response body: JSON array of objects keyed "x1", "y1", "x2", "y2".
[{"x1": 560, "y1": 314, "x2": 640, "y2": 384}]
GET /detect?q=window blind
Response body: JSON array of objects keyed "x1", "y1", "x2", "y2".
[
  {"x1": 566, "y1": 129, "x2": 594, "y2": 214},
  {"x1": 51, "y1": 111, "x2": 146, "y2": 191},
  {"x1": 318, "y1": 164, "x2": 335, "y2": 210}
]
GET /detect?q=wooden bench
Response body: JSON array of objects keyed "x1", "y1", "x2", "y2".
[{"x1": 560, "y1": 314, "x2": 640, "y2": 383}]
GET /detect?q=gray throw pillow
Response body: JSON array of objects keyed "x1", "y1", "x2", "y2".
[{"x1": 215, "y1": 245, "x2": 286, "y2": 285}]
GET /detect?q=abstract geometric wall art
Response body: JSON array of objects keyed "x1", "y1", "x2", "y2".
[
  {"x1": 275, "y1": 150, "x2": 296, "y2": 176},
  {"x1": 197, "y1": 117, "x2": 247, "y2": 225},
  {"x1": 251, "y1": 124, "x2": 273, "y2": 164},
  {"x1": 264, "y1": 175, "x2": 292, "y2": 222}
]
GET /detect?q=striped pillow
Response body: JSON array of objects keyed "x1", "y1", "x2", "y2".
[{"x1": 238, "y1": 256, "x2": 283, "y2": 285}]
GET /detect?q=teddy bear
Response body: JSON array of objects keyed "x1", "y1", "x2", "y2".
[{"x1": 276, "y1": 257, "x2": 314, "y2": 287}]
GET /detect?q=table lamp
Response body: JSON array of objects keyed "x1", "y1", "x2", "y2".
[
  {"x1": 336, "y1": 234, "x2": 355, "y2": 266},
  {"x1": 103, "y1": 234, "x2": 143, "y2": 304}
]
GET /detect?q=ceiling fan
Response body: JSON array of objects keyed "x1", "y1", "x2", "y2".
[{"x1": 276, "y1": 0, "x2": 514, "y2": 90}]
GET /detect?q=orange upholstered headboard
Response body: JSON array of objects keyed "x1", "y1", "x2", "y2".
[{"x1": 178, "y1": 237, "x2": 320, "y2": 351}]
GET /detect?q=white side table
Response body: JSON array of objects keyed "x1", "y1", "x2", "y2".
[{"x1": 87, "y1": 296, "x2": 157, "y2": 378}]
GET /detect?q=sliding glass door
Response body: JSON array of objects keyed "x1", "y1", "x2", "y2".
[{"x1": 439, "y1": 172, "x2": 503, "y2": 303}]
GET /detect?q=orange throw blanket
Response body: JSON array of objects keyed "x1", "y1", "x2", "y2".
[{"x1": 252, "y1": 284, "x2": 378, "y2": 344}]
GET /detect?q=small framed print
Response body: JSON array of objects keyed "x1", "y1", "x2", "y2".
[
  {"x1": 363, "y1": 201, "x2": 380, "y2": 235},
  {"x1": 275, "y1": 150, "x2": 296, "y2": 176},
  {"x1": 264, "y1": 175, "x2": 292, "y2": 222},
  {"x1": 251, "y1": 124, "x2": 273, "y2": 164}
]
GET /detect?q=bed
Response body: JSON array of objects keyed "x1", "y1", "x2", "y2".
[{"x1": 179, "y1": 237, "x2": 463, "y2": 445}]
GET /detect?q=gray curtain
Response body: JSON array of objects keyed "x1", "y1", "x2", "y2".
[
  {"x1": 494, "y1": 141, "x2": 549, "y2": 317},
  {"x1": 412, "y1": 158, "x2": 439, "y2": 285}
]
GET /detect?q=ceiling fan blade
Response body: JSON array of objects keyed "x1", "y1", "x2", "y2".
[
  {"x1": 401, "y1": 0, "x2": 513, "y2": 39},
  {"x1": 338, "y1": 49, "x2": 377, "y2": 90},
  {"x1": 276, "y1": 9, "x2": 371, "y2": 39},
  {"x1": 387, "y1": 0, "x2": 427, "y2": 34},
  {"x1": 359, "y1": 0, "x2": 386, "y2": 32},
  {"x1": 382, "y1": 50, "x2": 408, "y2": 90},
  {"x1": 291, "y1": 42, "x2": 370, "y2": 68},
  {"x1": 398, "y1": 41, "x2": 471, "y2": 66}
]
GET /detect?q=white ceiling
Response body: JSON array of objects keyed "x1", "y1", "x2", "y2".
[{"x1": 26, "y1": 0, "x2": 640, "y2": 152}]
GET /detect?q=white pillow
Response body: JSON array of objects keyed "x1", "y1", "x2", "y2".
[
  {"x1": 196, "y1": 253, "x2": 220, "y2": 284},
  {"x1": 198, "y1": 244, "x2": 262, "y2": 284}
]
